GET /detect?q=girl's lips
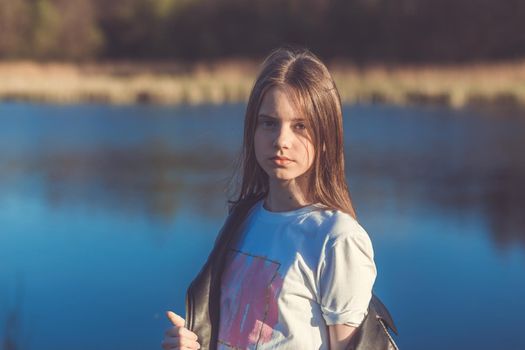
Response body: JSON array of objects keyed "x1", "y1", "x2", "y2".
[{"x1": 270, "y1": 157, "x2": 292, "y2": 165}]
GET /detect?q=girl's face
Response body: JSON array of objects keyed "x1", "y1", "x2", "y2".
[{"x1": 254, "y1": 86, "x2": 316, "y2": 183}]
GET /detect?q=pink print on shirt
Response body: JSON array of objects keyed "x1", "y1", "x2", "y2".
[{"x1": 218, "y1": 250, "x2": 284, "y2": 349}]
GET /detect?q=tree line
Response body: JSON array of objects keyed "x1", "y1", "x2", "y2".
[{"x1": 0, "y1": 0, "x2": 524, "y2": 63}]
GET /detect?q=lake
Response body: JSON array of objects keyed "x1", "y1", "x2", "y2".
[{"x1": 0, "y1": 102, "x2": 524, "y2": 350}]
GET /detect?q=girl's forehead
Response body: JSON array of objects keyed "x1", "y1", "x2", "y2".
[{"x1": 258, "y1": 86, "x2": 307, "y2": 120}]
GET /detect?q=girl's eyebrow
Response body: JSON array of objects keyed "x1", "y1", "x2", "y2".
[{"x1": 258, "y1": 113, "x2": 305, "y2": 122}]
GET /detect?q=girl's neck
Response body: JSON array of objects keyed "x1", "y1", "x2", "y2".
[{"x1": 263, "y1": 181, "x2": 313, "y2": 212}]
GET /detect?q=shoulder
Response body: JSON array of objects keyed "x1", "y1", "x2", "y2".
[
  {"x1": 303, "y1": 205, "x2": 364, "y2": 235},
  {"x1": 304, "y1": 206, "x2": 372, "y2": 248}
]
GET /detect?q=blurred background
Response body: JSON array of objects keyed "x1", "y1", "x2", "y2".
[{"x1": 1, "y1": 1, "x2": 524, "y2": 350}]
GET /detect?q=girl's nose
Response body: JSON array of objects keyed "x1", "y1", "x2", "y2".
[{"x1": 273, "y1": 125, "x2": 291, "y2": 149}]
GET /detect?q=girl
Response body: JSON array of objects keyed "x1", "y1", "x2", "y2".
[{"x1": 162, "y1": 47, "x2": 377, "y2": 350}]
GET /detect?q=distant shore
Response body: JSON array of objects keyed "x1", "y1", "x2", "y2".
[{"x1": 1, "y1": 60, "x2": 525, "y2": 109}]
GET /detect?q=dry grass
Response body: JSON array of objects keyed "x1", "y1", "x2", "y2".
[
  {"x1": 1, "y1": 59, "x2": 525, "y2": 108},
  {"x1": 332, "y1": 61, "x2": 525, "y2": 108}
]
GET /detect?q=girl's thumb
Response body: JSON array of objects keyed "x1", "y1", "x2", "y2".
[{"x1": 166, "y1": 311, "x2": 185, "y2": 327}]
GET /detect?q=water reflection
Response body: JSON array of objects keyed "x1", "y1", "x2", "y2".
[
  {"x1": 1, "y1": 274, "x2": 24, "y2": 350},
  {"x1": 351, "y1": 148, "x2": 525, "y2": 250},
  {"x1": 1, "y1": 141, "x2": 234, "y2": 222},
  {"x1": 0, "y1": 104, "x2": 524, "y2": 249},
  {"x1": 0, "y1": 103, "x2": 524, "y2": 350},
  {"x1": 346, "y1": 105, "x2": 525, "y2": 251}
]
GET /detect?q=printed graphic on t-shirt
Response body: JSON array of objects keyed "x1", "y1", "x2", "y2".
[{"x1": 218, "y1": 250, "x2": 284, "y2": 349}]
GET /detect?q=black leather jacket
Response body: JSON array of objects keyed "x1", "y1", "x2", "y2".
[{"x1": 184, "y1": 194, "x2": 398, "y2": 350}]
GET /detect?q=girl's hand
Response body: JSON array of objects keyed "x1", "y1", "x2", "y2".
[{"x1": 161, "y1": 311, "x2": 201, "y2": 350}]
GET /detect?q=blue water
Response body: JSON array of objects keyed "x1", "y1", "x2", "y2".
[{"x1": 0, "y1": 102, "x2": 524, "y2": 350}]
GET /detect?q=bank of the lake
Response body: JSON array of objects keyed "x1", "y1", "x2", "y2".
[{"x1": 1, "y1": 60, "x2": 525, "y2": 109}]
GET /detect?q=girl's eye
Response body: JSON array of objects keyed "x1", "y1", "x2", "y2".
[
  {"x1": 295, "y1": 123, "x2": 306, "y2": 130},
  {"x1": 262, "y1": 120, "x2": 276, "y2": 128}
]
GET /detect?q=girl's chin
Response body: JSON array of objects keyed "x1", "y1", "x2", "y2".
[{"x1": 266, "y1": 171, "x2": 301, "y2": 182}]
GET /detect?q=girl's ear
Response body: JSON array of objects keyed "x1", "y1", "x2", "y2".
[{"x1": 322, "y1": 143, "x2": 327, "y2": 152}]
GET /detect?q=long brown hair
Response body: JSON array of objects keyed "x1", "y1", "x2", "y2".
[{"x1": 227, "y1": 46, "x2": 357, "y2": 219}]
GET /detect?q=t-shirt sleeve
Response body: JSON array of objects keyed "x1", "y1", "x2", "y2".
[{"x1": 317, "y1": 225, "x2": 377, "y2": 327}]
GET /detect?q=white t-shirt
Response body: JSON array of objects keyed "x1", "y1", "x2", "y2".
[{"x1": 217, "y1": 200, "x2": 377, "y2": 350}]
